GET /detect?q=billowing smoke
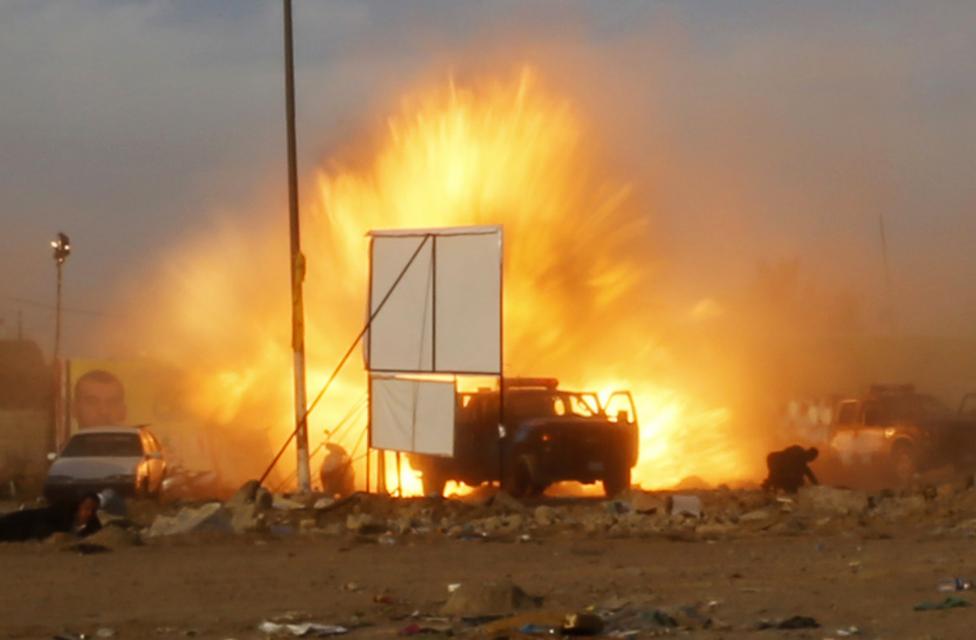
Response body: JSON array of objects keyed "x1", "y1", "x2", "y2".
[{"x1": 83, "y1": 3, "x2": 976, "y2": 492}]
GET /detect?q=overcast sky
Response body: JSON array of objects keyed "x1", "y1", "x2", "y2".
[{"x1": 2, "y1": 0, "x2": 974, "y2": 355}]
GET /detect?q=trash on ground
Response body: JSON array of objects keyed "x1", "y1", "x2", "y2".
[
  {"x1": 272, "y1": 494, "x2": 306, "y2": 511},
  {"x1": 756, "y1": 615, "x2": 819, "y2": 630},
  {"x1": 913, "y1": 596, "x2": 970, "y2": 611},
  {"x1": 668, "y1": 495, "x2": 702, "y2": 518},
  {"x1": 146, "y1": 502, "x2": 230, "y2": 537},
  {"x1": 258, "y1": 620, "x2": 349, "y2": 636},
  {"x1": 562, "y1": 612, "x2": 605, "y2": 636},
  {"x1": 518, "y1": 623, "x2": 557, "y2": 635},
  {"x1": 938, "y1": 577, "x2": 974, "y2": 592},
  {"x1": 398, "y1": 622, "x2": 450, "y2": 636}
]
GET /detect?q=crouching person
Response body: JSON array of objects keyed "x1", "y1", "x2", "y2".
[
  {"x1": 0, "y1": 492, "x2": 102, "y2": 542},
  {"x1": 319, "y1": 444, "x2": 354, "y2": 498},
  {"x1": 762, "y1": 446, "x2": 819, "y2": 493}
]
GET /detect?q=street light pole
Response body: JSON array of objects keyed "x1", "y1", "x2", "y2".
[
  {"x1": 282, "y1": 0, "x2": 312, "y2": 494},
  {"x1": 51, "y1": 232, "x2": 71, "y2": 363}
]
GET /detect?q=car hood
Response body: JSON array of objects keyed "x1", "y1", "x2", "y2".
[{"x1": 47, "y1": 456, "x2": 141, "y2": 481}]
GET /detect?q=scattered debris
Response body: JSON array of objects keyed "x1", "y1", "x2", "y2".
[
  {"x1": 938, "y1": 577, "x2": 974, "y2": 592},
  {"x1": 313, "y1": 497, "x2": 336, "y2": 510},
  {"x1": 399, "y1": 622, "x2": 450, "y2": 636},
  {"x1": 621, "y1": 490, "x2": 666, "y2": 514},
  {"x1": 273, "y1": 495, "x2": 306, "y2": 511},
  {"x1": 668, "y1": 495, "x2": 702, "y2": 518},
  {"x1": 489, "y1": 492, "x2": 526, "y2": 513},
  {"x1": 146, "y1": 503, "x2": 229, "y2": 537},
  {"x1": 77, "y1": 522, "x2": 141, "y2": 550},
  {"x1": 562, "y1": 612, "x2": 605, "y2": 636},
  {"x1": 258, "y1": 621, "x2": 348, "y2": 637},
  {"x1": 797, "y1": 486, "x2": 867, "y2": 516},
  {"x1": 914, "y1": 596, "x2": 970, "y2": 611},
  {"x1": 757, "y1": 615, "x2": 820, "y2": 630}
]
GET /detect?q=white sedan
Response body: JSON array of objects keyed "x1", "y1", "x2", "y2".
[{"x1": 44, "y1": 426, "x2": 167, "y2": 502}]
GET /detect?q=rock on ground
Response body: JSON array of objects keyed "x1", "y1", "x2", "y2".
[
  {"x1": 146, "y1": 503, "x2": 229, "y2": 537},
  {"x1": 441, "y1": 579, "x2": 541, "y2": 616}
]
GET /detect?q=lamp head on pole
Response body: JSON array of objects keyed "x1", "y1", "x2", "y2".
[{"x1": 51, "y1": 232, "x2": 71, "y2": 265}]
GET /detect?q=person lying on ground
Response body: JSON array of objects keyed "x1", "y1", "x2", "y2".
[
  {"x1": 762, "y1": 445, "x2": 819, "y2": 493},
  {"x1": 0, "y1": 492, "x2": 102, "y2": 542}
]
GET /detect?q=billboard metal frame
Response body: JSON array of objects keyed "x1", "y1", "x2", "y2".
[{"x1": 365, "y1": 225, "x2": 504, "y2": 493}]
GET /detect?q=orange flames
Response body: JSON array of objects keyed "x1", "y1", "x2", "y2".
[
  {"x1": 130, "y1": 67, "x2": 760, "y2": 494},
  {"x1": 306, "y1": 68, "x2": 754, "y2": 493}
]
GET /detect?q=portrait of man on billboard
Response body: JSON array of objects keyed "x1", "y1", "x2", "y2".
[{"x1": 73, "y1": 369, "x2": 127, "y2": 429}]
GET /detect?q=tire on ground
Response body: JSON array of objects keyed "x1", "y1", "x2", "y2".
[{"x1": 602, "y1": 463, "x2": 631, "y2": 498}]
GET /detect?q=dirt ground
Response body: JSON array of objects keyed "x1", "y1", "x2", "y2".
[{"x1": 2, "y1": 491, "x2": 975, "y2": 640}]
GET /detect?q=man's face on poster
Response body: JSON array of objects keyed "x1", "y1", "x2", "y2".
[{"x1": 74, "y1": 371, "x2": 127, "y2": 429}]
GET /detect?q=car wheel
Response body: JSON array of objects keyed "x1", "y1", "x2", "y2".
[
  {"x1": 891, "y1": 443, "x2": 917, "y2": 485},
  {"x1": 603, "y1": 464, "x2": 631, "y2": 498}
]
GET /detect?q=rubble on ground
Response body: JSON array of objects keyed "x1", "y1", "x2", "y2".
[
  {"x1": 441, "y1": 579, "x2": 542, "y2": 616},
  {"x1": 132, "y1": 474, "x2": 976, "y2": 544}
]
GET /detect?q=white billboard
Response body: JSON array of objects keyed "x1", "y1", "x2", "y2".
[
  {"x1": 367, "y1": 226, "x2": 502, "y2": 375},
  {"x1": 369, "y1": 375, "x2": 455, "y2": 457}
]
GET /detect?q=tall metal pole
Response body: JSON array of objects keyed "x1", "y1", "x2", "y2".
[
  {"x1": 51, "y1": 232, "x2": 71, "y2": 363},
  {"x1": 51, "y1": 232, "x2": 71, "y2": 454},
  {"x1": 283, "y1": 0, "x2": 311, "y2": 494},
  {"x1": 54, "y1": 262, "x2": 63, "y2": 362}
]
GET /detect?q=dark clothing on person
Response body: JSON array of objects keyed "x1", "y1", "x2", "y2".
[
  {"x1": 319, "y1": 444, "x2": 354, "y2": 498},
  {"x1": 762, "y1": 445, "x2": 819, "y2": 493},
  {"x1": 0, "y1": 495, "x2": 101, "y2": 542}
]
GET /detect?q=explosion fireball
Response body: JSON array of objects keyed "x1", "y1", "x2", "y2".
[{"x1": 130, "y1": 68, "x2": 758, "y2": 494}]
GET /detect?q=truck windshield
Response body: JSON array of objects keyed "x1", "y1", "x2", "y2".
[
  {"x1": 506, "y1": 391, "x2": 600, "y2": 420},
  {"x1": 62, "y1": 433, "x2": 143, "y2": 458},
  {"x1": 554, "y1": 393, "x2": 600, "y2": 417}
]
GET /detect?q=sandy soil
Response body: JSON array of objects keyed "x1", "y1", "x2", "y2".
[{"x1": 1, "y1": 501, "x2": 974, "y2": 640}]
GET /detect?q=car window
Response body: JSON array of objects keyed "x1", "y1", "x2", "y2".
[{"x1": 62, "y1": 433, "x2": 144, "y2": 458}]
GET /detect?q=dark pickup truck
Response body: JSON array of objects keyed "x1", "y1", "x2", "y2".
[
  {"x1": 410, "y1": 378, "x2": 639, "y2": 498},
  {"x1": 829, "y1": 384, "x2": 976, "y2": 483}
]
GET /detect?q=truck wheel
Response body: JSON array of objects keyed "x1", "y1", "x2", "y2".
[
  {"x1": 891, "y1": 442, "x2": 917, "y2": 485},
  {"x1": 501, "y1": 455, "x2": 531, "y2": 498},
  {"x1": 603, "y1": 465, "x2": 631, "y2": 498}
]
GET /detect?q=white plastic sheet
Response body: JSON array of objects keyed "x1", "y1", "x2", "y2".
[{"x1": 370, "y1": 375, "x2": 455, "y2": 457}]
